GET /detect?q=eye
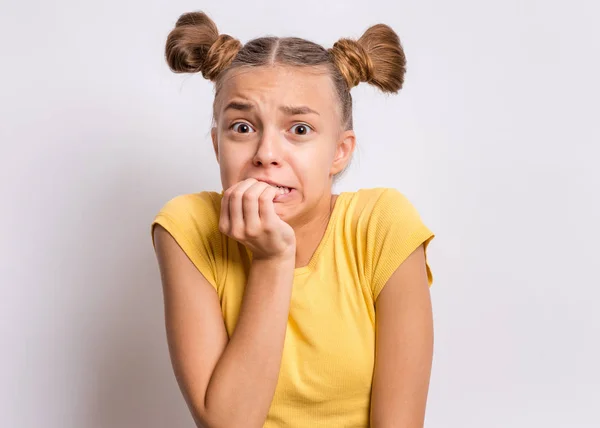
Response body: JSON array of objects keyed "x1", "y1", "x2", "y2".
[
  {"x1": 290, "y1": 123, "x2": 313, "y2": 136},
  {"x1": 231, "y1": 122, "x2": 255, "y2": 133}
]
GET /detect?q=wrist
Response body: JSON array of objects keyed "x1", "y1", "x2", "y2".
[{"x1": 252, "y1": 249, "x2": 296, "y2": 265}]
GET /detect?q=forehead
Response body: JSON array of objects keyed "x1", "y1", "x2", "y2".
[{"x1": 217, "y1": 65, "x2": 337, "y2": 113}]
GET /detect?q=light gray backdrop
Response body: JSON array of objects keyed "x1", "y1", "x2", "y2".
[{"x1": 1, "y1": 0, "x2": 598, "y2": 427}]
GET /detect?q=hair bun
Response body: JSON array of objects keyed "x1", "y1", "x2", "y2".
[
  {"x1": 330, "y1": 39, "x2": 374, "y2": 88},
  {"x1": 329, "y1": 23, "x2": 406, "y2": 93},
  {"x1": 165, "y1": 11, "x2": 242, "y2": 80}
]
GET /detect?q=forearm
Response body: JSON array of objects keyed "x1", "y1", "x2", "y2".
[{"x1": 203, "y1": 254, "x2": 294, "y2": 427}]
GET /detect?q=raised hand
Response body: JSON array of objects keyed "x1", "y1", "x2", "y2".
[{"x1": 219, "y1": 178, "x2": 296, "y2": 261}]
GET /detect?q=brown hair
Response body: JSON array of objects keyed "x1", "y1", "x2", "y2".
[{"x1": 165, "y1": 11, "x2": 406, "y2": 131}]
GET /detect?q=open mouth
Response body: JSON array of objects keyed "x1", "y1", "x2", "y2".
[{"x1": 269, "y1": 184, "x2": 292, "y2": 195}]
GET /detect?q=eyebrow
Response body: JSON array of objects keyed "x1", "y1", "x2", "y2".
[
  {"x1": 223, "y1": 101, "x2": 254, "y2": 112},
  {"x1": 280, "y1": 105, "x2": 320, "y2": 116},
  {"x1": 223, "y1": 101, "x2": 320, "y2": 116}
]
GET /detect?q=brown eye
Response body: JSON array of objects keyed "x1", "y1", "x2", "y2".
[
  {"x1": 231, "y1": 122, "x2": 255, "y2": 133},
  {"x1": 290, "y1": 123, "x2": 312, "y2": 135}
]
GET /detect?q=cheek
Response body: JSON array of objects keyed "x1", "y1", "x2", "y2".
[
  {"x1": 219, "y1": 142, "x2": 249, "y2": 166},
  {"x1": 307, "y1": 140, "x2": 337, "y2": 169},
  {"x1": 294, "y1": 149, "x2": 335, "y2": 184},
  {"x1": 217, "y1": 146, "x2": 247, "y2": 185}
]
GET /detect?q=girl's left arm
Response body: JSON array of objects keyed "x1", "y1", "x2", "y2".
[{"x1": 370, "y1": 244, "x2": 434, "y2": 428}]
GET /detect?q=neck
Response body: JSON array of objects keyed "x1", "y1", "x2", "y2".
[{"x1": 290, "y1": 193, "x2": 337, "y2": 269}]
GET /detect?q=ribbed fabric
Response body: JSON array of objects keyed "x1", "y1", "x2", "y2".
[{"x1": 151, "y1": 187, "x2": 434, "y2": 427}]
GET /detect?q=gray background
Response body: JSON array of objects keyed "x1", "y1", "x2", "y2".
[{"x1": 1, "y1": 0, "x2": 599, "y2": 426}]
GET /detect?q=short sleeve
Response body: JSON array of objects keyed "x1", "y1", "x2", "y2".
[
  {"x1": 365, "y1": 188, "x2": 435, "y2": 300},
  {"x1": 150, "y1": 192, "x2": 222, "y2": 291}
]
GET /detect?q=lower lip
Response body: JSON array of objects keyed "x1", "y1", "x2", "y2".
[{"x1": 273, "y1": 188, "x2": 295, "y2": 202}]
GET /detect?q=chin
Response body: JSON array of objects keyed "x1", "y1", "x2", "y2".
[{"x1": 273, "y1": 205, "x2": 292, "y2": 221}]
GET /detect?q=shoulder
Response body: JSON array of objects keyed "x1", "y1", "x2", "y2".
[
  {"x1": 345, "y1": 187, "x2": 422, "y2": 221},
  {"x1": 353, "y1": 186, "x2": 432, "y2": 242},
  {"x1": 151, "y1": 189, "x2": 223, "y2": 236},
  {"x1": 345, "y1": 187, "x2": 434, "y2": 296},
  {"x1": 152, "y1": 191, "x2": 222, "y2": 236},
  {"x1": 155, "y1": 191, "x2": 222, "y2": 221},
  {"x1": 151, "y1": 191, "x2": 224, "y2": 290}
]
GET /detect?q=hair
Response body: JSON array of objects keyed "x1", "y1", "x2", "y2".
[{"x1": 165, "y1": 11, "x2": 406, "y2": 131}]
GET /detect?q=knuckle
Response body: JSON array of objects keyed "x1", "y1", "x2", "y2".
[
  {"x1": 242, "y1": 191, "x2": 254, "y2": 203},
  {"x1": 245, "y1": 227, "x2": 259, "y2": 238},
  {"x1": 259, "y1": 191, "x2": 273, "y2": 203},
  {"x1": 262, "y1": 222, "x2": 275, "y2": 234},
  {"x1": 230, "y1": 228, "x2": 243, "y2": 240}
]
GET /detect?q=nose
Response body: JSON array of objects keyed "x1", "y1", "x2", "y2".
[{"x1": 252, "y1": 128, "x2": 283, "y2": 167}]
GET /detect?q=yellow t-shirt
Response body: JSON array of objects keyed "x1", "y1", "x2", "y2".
[{"x1": 151, "y1": 187, "x2": 434, "y2": 427}]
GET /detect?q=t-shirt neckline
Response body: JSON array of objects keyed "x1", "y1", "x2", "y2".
[
  {"x1": 293, "y1": 192, "x2": 347, "y2": 276},
  {"x1": 242, "y1": 192, "x2": 348, "y2": 276}
]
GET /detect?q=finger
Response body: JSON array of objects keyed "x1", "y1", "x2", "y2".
[
  {"x1": 219, "y1": 187, "x2": 234, "y2": 235},
  {"x1": 220, "y1": 179, "x2": 248, "y2": 235},
  {"x1": 229, "y1": 178, "x2": 258, "y2": 236},
  {"x1": 243, "y1": 181, "x2": 271, "y2": 234},
  {"x1": 258, "y1": 185, "x2": 280, "y2": 226}
]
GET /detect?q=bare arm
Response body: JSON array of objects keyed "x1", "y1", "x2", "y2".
[
  {"x1": 370, "y1": 244, "x2": 434, "y2": 428},
  {"x1": 154, "y1": 225, "x2": 294, "y2": 427},
  {"x1": 153, "y1": 179, "x2": 297, "y2": 427}
]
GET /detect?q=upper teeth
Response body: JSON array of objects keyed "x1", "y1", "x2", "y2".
[{"x1": 270, "y1": 184, "x2": 290, "y2": 194}]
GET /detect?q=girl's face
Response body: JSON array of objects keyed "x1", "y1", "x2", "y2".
[{"x1": 211, "y1": 65, "x2": 355, "y2": 223}]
